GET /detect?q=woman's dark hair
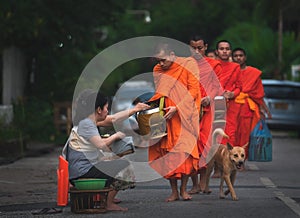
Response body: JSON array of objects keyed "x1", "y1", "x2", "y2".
[
  {"x1": 94, "y1": 91, "x2": 108, "y2": 110},
  {"x1": 73, "y1": 89, "x2": 108, "y2": 125}
]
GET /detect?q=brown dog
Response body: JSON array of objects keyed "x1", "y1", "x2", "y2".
[{"x1": 203, "y1": 128, "x2": 247, "y2": 201}]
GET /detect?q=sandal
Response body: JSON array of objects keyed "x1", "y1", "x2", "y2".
[{"x1": 32, "y1": 207, "x2": 62, "y2": 215}]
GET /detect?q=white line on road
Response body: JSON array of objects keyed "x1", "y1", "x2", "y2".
[
  {"x1": 260, "y1": 177, "x2": 300, "y2": 217},
  {"x1": 247, "y1": 163, "x2": 259, "y2": 171},
  {"x1": 260, "y1": 177, "x2": 276, "y2": 188},
  {"x1": 0, "y1": 180, "x2": 16, "y2": 184}
]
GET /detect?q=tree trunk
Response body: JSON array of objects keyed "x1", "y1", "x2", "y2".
[{"x1": 2, "y1": 46, "x2": 27, "y2": 105}]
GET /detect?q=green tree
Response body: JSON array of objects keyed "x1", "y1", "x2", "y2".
[
  {"x1": 0, "y1": 0, "x2": 125, "y2": 141},
  {"x1": 216, "y1": 22, "x2": 300, "y2": 79},
  {"x1": 0, "y1": 0, "x2": 125, "y2": 102}
]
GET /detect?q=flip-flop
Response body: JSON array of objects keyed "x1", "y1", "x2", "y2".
[{"x1": 32, "y1": 207, "x2": 62, "y2": 215}]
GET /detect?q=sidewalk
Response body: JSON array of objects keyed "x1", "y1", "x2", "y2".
[
  {"x1": 0, "y1": 142, "x2": 59, "y2": 214},
  {"x1": 0, "y1": 141, "x2": 56, "y2": 166}
]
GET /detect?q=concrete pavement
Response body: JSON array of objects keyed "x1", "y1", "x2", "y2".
[{"x1": 0, "y1": 131, "x2": 300, "y2": 217}]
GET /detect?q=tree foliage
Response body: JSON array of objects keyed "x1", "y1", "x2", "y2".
[
  {"x1": 2, "y1": 0, "x2": 299, "y2": 99},
  {"x1": 1, "y1": 0, "x2": 300, "y2": 141},
  {"x1": 0, "y1": 0, "x2": 125, "y2": 101}
]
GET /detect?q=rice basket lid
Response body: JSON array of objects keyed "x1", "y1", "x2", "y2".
[{"x1": 139, "y1": 107, "x2": 160, "y2": 115}]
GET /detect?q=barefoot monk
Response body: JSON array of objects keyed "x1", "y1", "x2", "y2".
[{"x1": 148, "y1": 43, "x2": 201, "y2": 202}]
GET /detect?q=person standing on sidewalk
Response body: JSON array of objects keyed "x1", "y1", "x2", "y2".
[{"x1": 148, "y1": 43, "x2": 201, "y2": 202}]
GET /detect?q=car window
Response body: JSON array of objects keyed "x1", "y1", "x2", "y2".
[
  {"x1": 118, "y1": 89, "x2": 154, "y2": 100},
  {"x1": 264, "y1": 85, "x2": 300, "y2": 100}
]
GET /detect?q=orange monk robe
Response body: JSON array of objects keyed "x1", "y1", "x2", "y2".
[
  {"x1": 148, "y1": 57, "x2": 201, "y2": 179},
  {"x1": 235, "y1": 66, "x2": 264, "y2": 158},
  {"x1": 218, "y1": 61, "x2": 242, "y2": 146},
  {"x1": 196, "y1": 57, "x2": 223, "y2": 168},
  {"x1": 206, "y1": 58, "x2": 223, "y2": 88}
]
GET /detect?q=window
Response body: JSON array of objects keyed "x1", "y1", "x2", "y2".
[{"x1": 264, "y1": 85, "x2": 300, "y2": 100}]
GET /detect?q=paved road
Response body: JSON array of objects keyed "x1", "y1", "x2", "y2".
[{"x1": 0, "y1": 131, "x2": 300, "y2": 217}]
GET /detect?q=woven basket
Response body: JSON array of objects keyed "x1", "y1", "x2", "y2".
[{"x1": 69, "y1": 188, "x2": 111, "y2": 214}]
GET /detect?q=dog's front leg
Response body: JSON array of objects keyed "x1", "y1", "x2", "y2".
[
  {"x1": 225, "y1": 171, "x2": 237, "y2": 196},
  {"x1": 224, "y1": 174, "x2": 238, "y2": 200}
]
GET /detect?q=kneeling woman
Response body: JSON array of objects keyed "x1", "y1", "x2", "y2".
[{"x1": 66, "y1": 90, "x2": 149, "y2": 211}]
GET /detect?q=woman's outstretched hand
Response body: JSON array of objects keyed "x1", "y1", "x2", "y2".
[{"x1": 133, "y1": 102, "x2": 151, "y2": 113}]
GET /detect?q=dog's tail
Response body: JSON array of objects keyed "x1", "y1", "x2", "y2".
[
  {"x1": 205, "y1": 128, "x2": 229, "y2": 164},
  {"x1": 212, "y1": 128, "x2": 228, "y2": 146}
]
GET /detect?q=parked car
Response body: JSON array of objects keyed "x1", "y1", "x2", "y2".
[
  {"x1": 262, "y1": 79, "x2": 300, "y2": 136},
  {"x1": 111, "y1": 80, "x2": 155, "y2": 113}
]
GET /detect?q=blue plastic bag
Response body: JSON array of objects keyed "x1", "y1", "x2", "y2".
[{"x1": 248, "y1": 119, "x2": 272, "y2": 161}]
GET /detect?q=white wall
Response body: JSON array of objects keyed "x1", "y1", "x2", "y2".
[{"x1": 2, "y1": 46, "x2": 26, "y2": 105}]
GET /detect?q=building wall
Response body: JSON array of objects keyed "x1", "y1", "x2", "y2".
[{"x1": 2, "y1": 46, "x2": 26, "y2": 105}]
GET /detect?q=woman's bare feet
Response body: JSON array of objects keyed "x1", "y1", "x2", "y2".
[
  {"x1": 113, "y1": 198, "x2": 122, "y2": 204},
  {"x1": 106, "y1": 203, "x2": 128, "y2": 212}
]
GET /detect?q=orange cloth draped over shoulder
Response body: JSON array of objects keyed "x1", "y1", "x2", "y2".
[
  {"x1": 235, "y1": 66, "x2": 264, "y2": 152},
  {"x1": 200, "y1": 58, "x2": 223, "y2": 103},
  {"x1": 148, "y1": 57, "x2": 201, "y2": 179},
  {"x1": 197, "y1": 57, "x2": 223, "y2": 168},
  {"x1": 219, "y1": 61, "x2": 242, "y2": 146},
  {"x1": 205, "y1": 58, "x2": 223, "y2": 88},
  {"x1": 219, "y1": 61, "x2": 242, "y2": 100}
]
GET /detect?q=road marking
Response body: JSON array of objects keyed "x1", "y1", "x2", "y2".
[
  {"x1": 260, "y1": 177, "x2": 300, "y2": 216},
  {"x1": 0, "y1": 180, "x2": 16, "y2": 184},
  {"x1": 247, "y1": 163, "x2": 259, "y2": 171},
  {"x1": 260, "y1": 177, "x2": 276, "y2": 188}
]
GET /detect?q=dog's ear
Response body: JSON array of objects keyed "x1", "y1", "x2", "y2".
[
  {"x1": 227, "y1": 142, "x2": 233, "y2": 150},
  {"x1": 242, "y1": 143, "x2": 248, "y2": 150}
]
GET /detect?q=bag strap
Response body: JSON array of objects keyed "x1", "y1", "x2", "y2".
[
  {"x1": 159, "y1": 96, "x2": 164, "y2": 116},
  {"x1": 62, "y1": 126, "x2": 77, "y2": 160}
]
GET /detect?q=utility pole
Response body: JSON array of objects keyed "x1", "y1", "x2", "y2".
[{"x1": 278, "y1": 7, "x2": 283, "y2": 79}]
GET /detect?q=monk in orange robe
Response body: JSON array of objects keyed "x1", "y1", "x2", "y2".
[
  {"x1": 215, "y1": 40, "x2": 242, "y2": 146},
  {"x1": 232, "y1": 48, "x2": 266, "y2": 158},
  {"x1": 188, "y1": 36, "x2": 223, "y2": 194},
  {"x1": 148, "y1": 43, "x2": 201, "y2": 202}
]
